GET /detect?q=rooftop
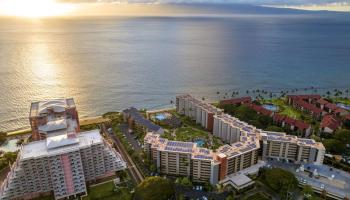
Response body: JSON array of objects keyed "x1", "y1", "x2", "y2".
[
  {"x1": 30, "y1": 98, "x2": 76, "y2": 118},
  {"x1": 21, "y1": 130, "x2": 102, "y2": 160},
  {"x1": 123, "y1": 107, "x2": 163, "y2": 133},
  {"x1": 220, "y1": 96, "x2": 252, "y2": 105}
]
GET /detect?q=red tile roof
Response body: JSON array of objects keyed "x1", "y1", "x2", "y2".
[
  {"x1": 321, "y1": 115, "x2": 341, "y2": 131},
  {"x1": 294, "y1": 120, "x2": 311, "y2": 130},
  {"x1": 324, "y1": 103, "x2": 339, "y2": 111},
  {"x1": 316, "y1": 98, "x2": 329, "y2": 105},
  {"x1": 293, "y1": 98, "x2": 323, "y2": 114},
  {"x1": 220, "y1": 97, "x2": 252, "y2": 105},
  {"x1": 273, "y1": 113, "x2": 310, "y2": 130},
  {"x1": 345, "y1": 115, "x2": 350, "y2": 121},
  {"x1": 273, "y1": 113, "x2": 285, "y2": 123},
  {"x1": 335, "y1": 108, "x2": 347, "y2": 114},
  {"x1": 245, "y1": 103, "x2": 273, "y2": 116},
  {"x1": 287, "y1": 95, "x2": 321, "y2": 100}
]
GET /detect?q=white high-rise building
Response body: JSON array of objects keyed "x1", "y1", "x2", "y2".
[{"x1": 0, "y1": 100, "x2": 126, "y2": 200}]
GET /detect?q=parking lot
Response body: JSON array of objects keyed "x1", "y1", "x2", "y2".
[{"x1": 267, "y1": 160, "x2": 350, "y2": 199}]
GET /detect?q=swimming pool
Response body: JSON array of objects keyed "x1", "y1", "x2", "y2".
[
  {"x1": 194, "y1": 139, "x2": 205, "y2": 147},
  {"x1": 262, "y1": 104, "x2": 279, "y2": 112},
  {"x1": 0, "y1": 139, "x2": 20, "y2": 152},
  {"x1": 337, "y1": 103, "x2": 350, "y2": 111},
  {"x1": 155, "y1": 113, "x2": 167, "y2": 121}
]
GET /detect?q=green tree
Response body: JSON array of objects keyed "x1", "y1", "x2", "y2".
[
  {"x1": 323, "y1": 139, "x2": 346, "y2": 154},
  {"x1": 262, "y1": 168, "x2": 298, "y2": 199},
  {"x1": 303, "y1": 185, "x2": 314, "y2": 199},
  {"x1": 257, "y1": 115, "x2": 273, "y2": 129},
  {"x1": 235, "y1": 105, "x2": 256, "y2": 122},
  {"x1": 0, "y1": 132, "x2": 6, "y2": 145},
  {"x1": 135, "y1": 177, "x2": 174, "y2": 200},
  {"x1": 226, "y1": 195, "x2": 234, "y2": 200},
  {"x1": 334, "y1": 129, "x2": 350, "y2": 145},
  {"x1": 180, "y1": 177, "x2": 192, "y2": 186},
  {"x1": 265, "y1": 126, "x2": 284, "y2": 132}
]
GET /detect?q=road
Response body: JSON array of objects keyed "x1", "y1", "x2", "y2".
[
  {"x1": 120, "y1": 124, "x2": 142, "y2": 153},
  {"x1": 267, "y1": 160, "x2": 350, "y2": 199},
  {"x1": 102, "y1": 124, "x2": 144, "y2": 185}
]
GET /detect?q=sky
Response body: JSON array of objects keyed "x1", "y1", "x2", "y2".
[{"x1": 0, "y1": 0, "x2": 349, "y2": 17}]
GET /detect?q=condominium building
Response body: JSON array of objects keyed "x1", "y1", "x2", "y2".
[
  {"x1": 0, "y1": 130, "x2": 126, "y2": 200},
  {"x1": 144, "y1": 133, "x2": 220, "y2": 184},
  {"x1": 261, "y1": 131, "x2": 325, "y2": 164},
  {"x1": 123, "y1": 107, "x2": 164, "y2": 135},
  {"x1": 176, "y1": 94, "x2": 222, "y2": 131},
  {"x1": 29, "y1": 99, "x2": 80, "y2": 141},
  {"x1": 145, "y1": 94, "x2": 325, "y2": 185},
  {"x1": 176, "y1": 94, "x2": 325, "y2": 165},
  {"x1": 0, "y1": 100, "x2": 126, "y2": 200}
]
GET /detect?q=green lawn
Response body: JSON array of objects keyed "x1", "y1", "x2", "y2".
[
  {"x1": 31, "y1": 195, "x2": 54, "y2": 200},
  {"x1": 332, "y1": 97, "x2": 350, "y2": 105},
  {"x1": 261, "y1": 98, "x2": 316, "y2": 124},
  {"x1": 279, "y1": 107, "x2": 302, "y2": 120},
  {"x1": 174, "y1": 127, "x2": 209, "y2": 141},
  {"x1": 82, "y1": 181, "x2": 132, "y2": 200}
]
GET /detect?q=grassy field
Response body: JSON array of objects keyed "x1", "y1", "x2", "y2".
[
  {"x1": 261, "y1": 98, "x2": 314, "y2": 123},
  {"x1": 82, "y1": 181, "x2": 132, "y2": 200},
  {"x1": 31, "y1": 181, "x2": 132, "y2": 200},
  {"x1": 174, "y1": 127, "x2": 209, "y2": 141},
  {"x1": 332, "y1": 97, "x2": 350, "y2": 105}
]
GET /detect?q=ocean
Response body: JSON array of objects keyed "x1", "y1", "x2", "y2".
[{"x1": 0, "y1": 13, "x2": 350, "y2": 131}]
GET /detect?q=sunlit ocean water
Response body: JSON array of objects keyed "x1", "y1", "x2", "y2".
[{"x1": 0, "y1": 15, "x2": 350, "y2": 131}]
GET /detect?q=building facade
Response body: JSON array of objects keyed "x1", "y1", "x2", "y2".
[
  {"x1": 0, "y1": 100, "x2": 126, "y2": 200},
  {"x1": 29, "y1": 99, "x2": 80, "y2": 141},
  {"x1": 123, "y1": 107, "x2": 164, "y2": 135},
  {"x1": 143, "y1": 95, "x2": 326, "y2": 185}
]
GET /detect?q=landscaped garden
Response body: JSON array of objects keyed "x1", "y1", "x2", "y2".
[
  {"x1": 82, "y1": 180, "x2": 132, "y2": 200},
  {"x1": 261, "y1": 98, "x2": 310, "y2": 122},
  {"x1": 161, "y1": 126, "x2": 222, "y2": 150}
]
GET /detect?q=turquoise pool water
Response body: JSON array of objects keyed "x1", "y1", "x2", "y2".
[
  {"x1": 155, "y1": 113, "x2": 166, "y2": 121},
  {"x1": 262, "y1": 104, "x2": 279, "y2": 112},
  {"x1": 0, "y1": 139, "x2": 20, "y2": 152},
  {"x1": 337, "y1": 103, "x2": 350, "y2": 111},
  {"x1": 194, "y1": 139, "x2": 205, "y2": 147}
]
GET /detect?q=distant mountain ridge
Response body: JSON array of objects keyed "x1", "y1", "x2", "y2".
[{"x1": 166, "y1": 3, "x2": 349, "y2": 15}]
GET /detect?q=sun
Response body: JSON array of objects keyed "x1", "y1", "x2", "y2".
[{"x1": 0, "y1": 0, "x2": 75, "y2": 18}]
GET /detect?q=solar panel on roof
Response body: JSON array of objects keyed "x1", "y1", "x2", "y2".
[
  {"x1": 194, "y1": 155, "x2": 212, "y2": 160},
  {"x1": 235, "y1": 143, "x2": 242, "y2": 147},
  {"x1": 240, "y1": 146, "x2": 253, "y2": 153},
  {"x1": 229, "y1": 152, "x2": 239, "y2": 157},
  {"x1": 199, "y1": 149, "x2": 210, "y2": 154}
]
